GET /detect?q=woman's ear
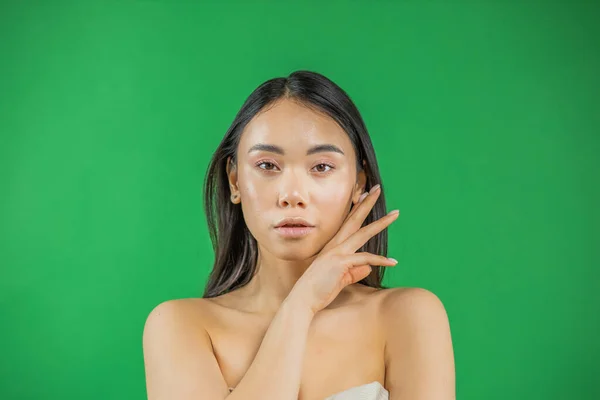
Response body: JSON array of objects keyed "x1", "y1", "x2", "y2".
[
  {"x1": 226, "y1": 156, "x2": 241, "y2": 204},
  {"x1": 352, "y1": 161, "x2": 368, "y2": 205}
]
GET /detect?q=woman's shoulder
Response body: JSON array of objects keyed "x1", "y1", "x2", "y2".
[
  {"x1": 143, "y1": 297, "x2": 222, "y2": 338},
  {"x1": 377, "y1": 286, "x2": 443, "y2": 304},
  {"x1": 375, "y1": 287, "x2": 454, "y2": 394},
  {"x1": 143, "y1": 293, "x2": 263, "y2": 341},
  {"x1": 376, "y1": 286, "x2": 447, "y2": 318},
  {"x1": 145, "y1": 297, "x2": 210, "y2": 317},
  {"x1": 145, "y1": 295, "x2": 236, "y2": 323},
  {"x1": 374, "y1": 286, "x2": 450, "y2": 344}
]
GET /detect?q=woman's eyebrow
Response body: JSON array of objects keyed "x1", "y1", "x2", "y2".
[{"x1": 247, "y1": 143, "x2": 345, "y2": 156}]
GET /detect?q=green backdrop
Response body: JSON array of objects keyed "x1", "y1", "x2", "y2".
[{"x1": 1, "y1": 1, "x2": 598, "y2": 399}]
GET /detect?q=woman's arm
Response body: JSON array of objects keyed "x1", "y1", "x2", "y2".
[
  {"x1": 225, "y1": 289, "x2": 314, "y2": 400},
  {"x1": 382, "y1": 288, "x2": 456, "y2": 400},
  {"x1": 143, "y1": 289, "x2": 314, "y2": 400}
]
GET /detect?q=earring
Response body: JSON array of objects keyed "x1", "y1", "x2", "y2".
[{"x1": 231, "y1": 193, "x2": 239, "y2": 203}]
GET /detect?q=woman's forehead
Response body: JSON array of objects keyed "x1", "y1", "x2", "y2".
[{"x1": 239, "y1": 99, "x2": 353, "y2": 155}]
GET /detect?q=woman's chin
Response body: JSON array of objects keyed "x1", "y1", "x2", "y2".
[{"x1": 273, "y1": 246, "x2": 320, "y2": 262}]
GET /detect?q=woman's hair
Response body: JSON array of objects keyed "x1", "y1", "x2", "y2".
[{"x1": 202, "y1": 70, "x2": 389, "y2": 298}]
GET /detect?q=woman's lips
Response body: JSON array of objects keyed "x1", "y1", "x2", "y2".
[{"x1": 274, "y1": 226, "x2": 315, "y2": 238}]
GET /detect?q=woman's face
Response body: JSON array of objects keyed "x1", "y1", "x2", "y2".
[{"x1": 227, "y1": 98, "x2": 366, "y2": 261}]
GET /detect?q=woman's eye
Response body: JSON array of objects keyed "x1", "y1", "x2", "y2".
[
  {"x1": 314, "y1": 163, "x2": 334, "y2": 173},
  {"x1": 257, "y1": 161, "x2": 278, "y2": 171}
]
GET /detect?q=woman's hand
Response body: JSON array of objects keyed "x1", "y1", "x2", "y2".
[{"x1": 289, "y1": 184, "x2": 399, "y2": 315}]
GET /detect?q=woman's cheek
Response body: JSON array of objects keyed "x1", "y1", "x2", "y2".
[
  {"x1": 237, "y1": 179, "x2": 255, "y2": 213},
  {"x1": 317, "y1": 186, "x2": 352, "y2": 217}
]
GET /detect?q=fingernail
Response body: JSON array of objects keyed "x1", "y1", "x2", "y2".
[
  {"x1": 388, "y1": 258, "x2": 398, "y2": 264},
  {"x1": 358, "y1": 192, "x2": 368, "y2": 203},
  {"x1": 369, "y1": 184, "x2": 381, "y2": 194}
]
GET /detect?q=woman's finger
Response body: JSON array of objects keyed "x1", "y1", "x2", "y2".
[
  {"x1": 347, "y1": 265, "x2": 373, "y2": 284},
  {"x1": 344, "y1": 252, "x2": 398, "y2": 268},
  {"x1": 326, "y1": 185, "x2": 382, "y2": 250},
  {"x1": 339, "y1": 210, "x2": 400, "y2": 254},
  {"x1": 344, "y1": 184, "x2": 380, "y2": 224}
]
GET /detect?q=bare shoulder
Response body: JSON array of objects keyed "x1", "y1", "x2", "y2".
[
  {"x1": 377, "y1": 287, "x2": 451, "y2": 347},
  {"x1": 143, "y1": 298, "x2": 211, "y2": 334},
  {"x1": 143, "y1": 298, "x2": 230, "y2": 400},
  {"x1": 143, "y1": 297, "x2": 226, "y2": 353},
  {"x1": 378, "y1": 286, "x2": 448, "y2": 317},
  {"x1": 377, "y1": 287, "x2": 455, "y2": 399}
]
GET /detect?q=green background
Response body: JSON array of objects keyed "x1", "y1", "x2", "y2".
[{"x1": 1, "y1": 1, "x2": 598, "y2": 399}]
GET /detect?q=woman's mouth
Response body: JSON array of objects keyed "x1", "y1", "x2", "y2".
[{"x1": 274, "y1": 225, "x2": 315, "y2": 239}]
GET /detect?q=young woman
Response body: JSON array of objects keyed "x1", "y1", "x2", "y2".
[{"x1": 143, "y1": 71, "x2": 455, "y2": 400}]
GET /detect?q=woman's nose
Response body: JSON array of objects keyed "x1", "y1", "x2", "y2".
[
  {"x1": 278, "y1": 189, "x2": 307, "y2": 208},
  {"x1": 277, "y1": 175, "x2": 307, "y2": 208}
]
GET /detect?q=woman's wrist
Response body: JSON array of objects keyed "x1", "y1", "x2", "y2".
[{"x1": 283, "y1": 289, "x2": 316, "y2": 321}]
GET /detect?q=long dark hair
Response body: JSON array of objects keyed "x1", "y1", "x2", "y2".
[{"x1": 202, "y1": 70, "x2": 389, "y2": 298}]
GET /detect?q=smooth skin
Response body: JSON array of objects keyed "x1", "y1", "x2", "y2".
[{"x1": 143, "y1": 98, "x2": 455, "y2": 399}]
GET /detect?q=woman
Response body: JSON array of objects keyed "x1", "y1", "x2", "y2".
[{"x1": 143, "y1": 71, "x2": 455, "y2": 400}]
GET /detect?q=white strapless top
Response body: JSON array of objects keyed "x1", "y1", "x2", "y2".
[{"x1": 228, "y1": 381, "x2": 389, "y2": 400}]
